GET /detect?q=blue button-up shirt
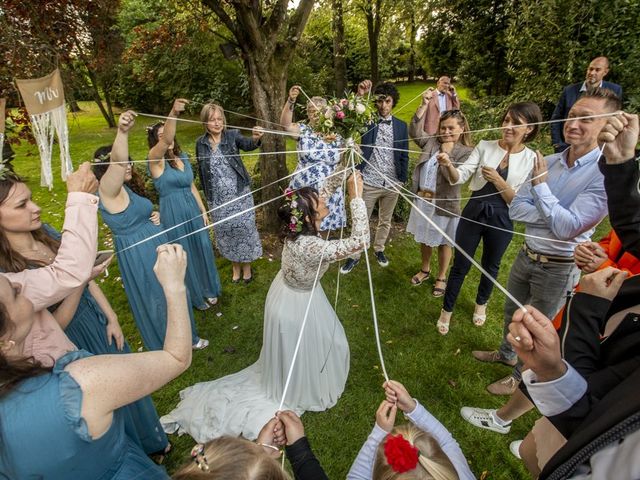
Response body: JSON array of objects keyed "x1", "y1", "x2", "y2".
[{"x1": 509, "y1": 146, "x2": 607, "y2": 256}]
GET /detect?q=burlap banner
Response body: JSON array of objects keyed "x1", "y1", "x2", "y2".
[
  {"x1": 14, "y1": 69, "x2": 72, "y2": 188},
  {"x1": 15, "y1": 69, "x2": 65, "y2": 115}
]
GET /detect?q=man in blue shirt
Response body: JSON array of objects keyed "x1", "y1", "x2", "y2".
[
  {"x1": 467, "y1": 88, "x2": 621, "y2": 400},
  {"x1": 550, "y1": 57, "x2": 622, "y2": 153}
]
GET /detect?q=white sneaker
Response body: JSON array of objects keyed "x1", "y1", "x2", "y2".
[
  {"x1": 509, "y1": 440, "x2": 523, "y2": 459},
  {"x1": 192, "y1": 338, "x2": 209, "y2": 350},
  {"x1": 460, "y1": 407, "x2": 511, "y2": 434}
]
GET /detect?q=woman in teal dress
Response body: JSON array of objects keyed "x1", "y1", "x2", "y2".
[
  {"x1": 92, "y1": 112, "x2": 208, "y2": 351},
  {"x1": 0, "y1": 244, "x2": 192, "y2": 479},
  {"x1": 147, "y1": 99, "x2": 221, "y2": 311}
]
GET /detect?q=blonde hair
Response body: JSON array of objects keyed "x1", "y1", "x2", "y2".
[
  {"x1": 373, "y1": 424, "x2": 459, "y2": 480},
  {"x1": 199, "y1": 103, "x2": 227, "y2": 133},
  {"x1": 307, "y1": 96, "x2": 327, "y2": 110},
  {"x1": 172, "y1": 436, "x2": 290, "y2": 479}
]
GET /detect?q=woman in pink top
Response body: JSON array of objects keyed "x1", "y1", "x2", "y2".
[{"x1": 0, "y1": 163, "x2": 100, "y2": 364}]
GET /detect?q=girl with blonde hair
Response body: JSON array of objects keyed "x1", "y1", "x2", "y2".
[{"x1": 348, "y1": 381, "x2": 474, "y2": 480}]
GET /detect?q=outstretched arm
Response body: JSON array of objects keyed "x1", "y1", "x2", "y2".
[
  {"x1": 148, "y1": 99, "x2": 188, "y2": 178},
  {"x1": 65, "y1": 245, "x2": 193, "y2": 439},
  {"x1": 99, "y1": 111, "x2": 136, "y2": 213},
  {"x1": 281, "y1": 85, "x2": 302, "y2": 138}
]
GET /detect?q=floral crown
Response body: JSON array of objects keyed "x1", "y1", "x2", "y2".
[
  {"x1": 92, "y1": 152, "x2": 111, "y2": 164},
  {"x1": 0, "y1": 160, "x2": 10, "y2": 180},
  {"x1": 145, "y1": 121, "x2": 165, "y2": 133},
  {"x1": 284, "y1": 187, "x2": 304, "y2": 233},
  {"x1": 384, "y1": 433, "x2": 420, "y2": 473}
]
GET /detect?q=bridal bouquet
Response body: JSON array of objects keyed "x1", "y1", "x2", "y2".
[{"x1": 315, "y1": 92, "x2": 376, "y2": 142}]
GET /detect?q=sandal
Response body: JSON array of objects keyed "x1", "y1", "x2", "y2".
[
  {"x1": 150, "y1": 442, "x2": 172, "y2": 464},
  {"x1": 436, "y1": 309, "x2": 451, "y2": 335},
  {"x1": 411, "y1": 269, "x2": 430, "y2": 286},
  {"x1": 473, "y1": 303, "x2": 487, "y2": 327},
  {"x1": 432, "y1": 278, "x2": 447, "y2": 297}
]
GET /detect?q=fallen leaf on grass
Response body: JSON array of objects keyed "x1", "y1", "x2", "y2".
[
  {"x1": 447, "y1": 380, "x2": 457, "y2": 388},
  {"x1": 216, "y1": 312, "x2": 223, "y2": 317},
  {"x1": 385, "y1": 340, "x2": 393, "y2": 344},
  {"x1": 479, "y1": 471, "x2": 489, "y2": 480},
  {"x1": 454, "y1": 348, "x2": 461, "y2": 356},
  {"x1": 232, "y1": 325, "x2": 239, "y2": 330}
]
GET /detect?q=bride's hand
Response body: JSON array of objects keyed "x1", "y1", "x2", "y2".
[{"x1": 347, "y1": 171, "x2": 364, "y2": 199}]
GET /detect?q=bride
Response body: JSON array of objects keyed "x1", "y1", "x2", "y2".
[{"x1": 161, "y1": 170, "x2": 369, "y2": 442}]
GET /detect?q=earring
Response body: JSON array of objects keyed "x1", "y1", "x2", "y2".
[{"x1": 0, "y1": 340, "x2": 16, "y2": 351}]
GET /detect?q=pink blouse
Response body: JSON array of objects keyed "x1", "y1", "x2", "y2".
[{"x1": 1, "y1": 192, "x2": 99, "y2": 365}]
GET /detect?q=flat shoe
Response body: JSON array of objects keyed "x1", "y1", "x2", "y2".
[
  {"x1": 231, "y1": 277, "x2": 241, "y2": 284},
  {"x1": 411, "y1": 269, "x2": 430, "y2": 286},
  {"x1": 207, "y1": 297, "x2": 218, "y2": 306},
  {"x1": 432, "y1": 278, "x2": 447, "y2": 297},
  {"x1": 243, "y1": 276, "x2": 253, "y2": 284}
]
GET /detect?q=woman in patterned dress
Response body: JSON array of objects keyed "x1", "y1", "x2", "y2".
[
  {"x1": 280, "y1": 85, "x2": 346, "y2": 231},
  {"x1": 195, "y1": 103, "x2": 264, "y2": 284}
]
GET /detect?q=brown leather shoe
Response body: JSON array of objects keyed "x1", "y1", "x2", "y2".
[
  {"x1": 472, "y1": 350, "x2": 517, "y2": 367},
  {"x1": 486, "y1": 374, "x2": 520, "y2": 396}
]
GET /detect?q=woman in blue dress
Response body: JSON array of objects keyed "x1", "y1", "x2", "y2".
[
  {"x1": 195, "y1": 103, "x2": 264, "y2": 283},
  {"x1": 280, "y1": 85, "x2": 346, "y2": 231},
  {"x1": 147, "y1": 99, "x2": 221, "y2": 310},
  {"x1": 93, "y1": 111, "x2": 208, "y2": 350},
  {"x1": 0, "y1": 244, "x2": 192, "y2": 479}
]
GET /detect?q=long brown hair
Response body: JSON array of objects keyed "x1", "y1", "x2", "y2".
[
  {"x1": 0, "y1": 176, "x2": 61, "y2": 273},
  {"x1": 0, "y1": 301, "x2": 51, "y2": 399},
  {"x1": 91, "y1": 145, "x2": 149, "y2": 199},
  {"x1": 146, "y1": 122, "x2": 180, "y2": 169},
  {"x1": 172, "y1": 436, "x2": 290, "y2": 479}
]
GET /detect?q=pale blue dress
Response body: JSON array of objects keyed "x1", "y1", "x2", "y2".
[
  {"x1": 152, "y1": 155, "x2": 221, "y2": 309},
  {"x1": 99, "y1": 185, "x2": 200, "y2": 350},
  {"x1": 0, "y1": 350, "x2": 169, "y2": 479}
]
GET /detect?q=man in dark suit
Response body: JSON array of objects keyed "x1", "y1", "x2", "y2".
[
  {"x1": 550, "y1": 57, "x2": 622, "y2": 152},
  {"x1": 340, "y1": 81, "x2": 409, "y2": 273}
]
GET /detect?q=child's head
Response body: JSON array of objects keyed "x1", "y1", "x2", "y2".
[
  {"x1": 437, "y1": 110, "x2": 473, "y2": 147},
  {"x1": 172, "y1": 437, "x2": 290, "y2": 479},
  {"x1": 373, "y1": 423, "x2": 459, "y2": 480}
]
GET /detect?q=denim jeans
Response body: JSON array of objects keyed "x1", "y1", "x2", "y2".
[{"x1": 499, "y1": 250, "x2": 580, "y2": 378}]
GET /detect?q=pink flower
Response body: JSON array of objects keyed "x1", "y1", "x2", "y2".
[
  {"x1": 336, "y1": 111, "x2": 346, "y2": 120},
  {"x1": 340, "y1": 98, "x2": 349, "y2": 106},
  {"x1": 333, "y1": 104, "x2": 342, "y2": 111}
]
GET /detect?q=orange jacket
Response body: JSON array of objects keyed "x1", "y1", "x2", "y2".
[{"x1": 552, "y1": 230, "x2": 640, "y2": 329}]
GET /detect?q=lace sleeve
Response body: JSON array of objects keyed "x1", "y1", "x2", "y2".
[{"x1": 321, "y1": 197, "x2": 369, "y2": 263}]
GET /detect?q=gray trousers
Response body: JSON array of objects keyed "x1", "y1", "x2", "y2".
[{"x1": 499, "y1": 250, "x2": 580, "y2": 378}]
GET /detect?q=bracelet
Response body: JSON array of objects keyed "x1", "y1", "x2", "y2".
[
  {"x1": 257, "y1": 442, "x2": 280, "y2": 452},
  {"x1": 287, "y1": 97, "x2": 296, "y2": 104}
]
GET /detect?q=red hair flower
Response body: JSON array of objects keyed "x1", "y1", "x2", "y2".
[{"x1": 384, "y1": 434, "x2": 419, "y2": 473}]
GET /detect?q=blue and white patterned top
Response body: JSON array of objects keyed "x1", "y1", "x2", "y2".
[
  {"x1": 362, "y1": 117, "x2": 399, "y2": 188},
  {"x1": 291, "y1": 123, "x2": 346, "y2": 231}
]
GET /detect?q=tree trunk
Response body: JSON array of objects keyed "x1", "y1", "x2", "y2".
[
  {"x1": 332, "y1": 0, "x2": 347, "y2": 96},
  {"x1": 244, "y1": 54, "x2": 289, "y2": 232},
  {"x1": 83, "y1": 67, "x2": 116, "y2": 128},
  {"x1": 364, "y1": 0, "x2": 382, "y2": 85}
]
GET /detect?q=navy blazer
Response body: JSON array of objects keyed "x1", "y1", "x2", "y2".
[
  {"x1": 357, "y1": 117, "x2": 409, "y2": 183},
  {"x1": 550, "y1": 81, "x2": 623, "y2": 152}
]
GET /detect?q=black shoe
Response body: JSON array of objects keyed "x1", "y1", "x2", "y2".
[
  {"x1": 340, "y1": 258, "x2": 359, "y2": 274},
  {"x1": 375, "y1": 251, "x2": 389, "y2": 267}
]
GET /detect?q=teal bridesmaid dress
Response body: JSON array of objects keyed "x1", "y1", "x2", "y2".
[
  {"x1": 152, "y1": 155, "x2": 221, "y2": 309},
  {"x1": 0, "y1": 350, "x2": 169, "y2": 479},
  {"x1": 99, "y1": 185, "x2": 200, "y2": 350}
]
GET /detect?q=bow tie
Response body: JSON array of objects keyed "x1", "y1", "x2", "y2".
[{"x1": 378, "y1": 119, "x2": 392, "y2": 125}]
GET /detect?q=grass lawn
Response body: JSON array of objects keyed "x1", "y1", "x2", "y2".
[{"x1": 10, "y1": 82, "x2": 609, "y2": 478}]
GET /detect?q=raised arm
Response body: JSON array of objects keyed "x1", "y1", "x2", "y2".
[
  {"x1": 148, "y1": 99, "x2": 188, "y2": 178},
  {"x1": 65, "y1": 244, "x2": 192, "y2": 439},
  {"x1": 281, "y1": 85, "x2": 302, "y2": 138},
  {"x1": 409, "y1": 90, "x2": 435, "y2": 148},
  {"x1": 1, "y1": 164, "x2": 99, "y2": 311},
  {"x1": 234, "y1": 127, "x2": 264, "y2": 152},
  {"x1": 98, "y1": 111, "x2": 136, "y2": 213}
]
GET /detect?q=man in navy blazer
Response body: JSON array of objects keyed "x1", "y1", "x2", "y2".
[
  {"x1": 551, "y1": 57, "x2": 622, "y2": 152},
  {"x1": 341, "y1": 81, "x2": 409, "y2": 274}
]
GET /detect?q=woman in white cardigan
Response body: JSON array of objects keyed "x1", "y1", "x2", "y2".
[{"x1": 436, "y1": 102, "x2": 542, "y2": 334}]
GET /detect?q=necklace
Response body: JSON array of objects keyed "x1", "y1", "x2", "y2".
[{"x1": 17, "y1": 244, "x2": 55, "y2": 263}]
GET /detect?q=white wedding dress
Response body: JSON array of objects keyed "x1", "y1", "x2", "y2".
[{"x1": 161, "y1": 193, "x2": 369, "y2": 443}]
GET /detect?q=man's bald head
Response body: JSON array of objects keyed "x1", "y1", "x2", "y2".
[{"x1": 586, "y1": 57, "x2": 610, "y2": 88}]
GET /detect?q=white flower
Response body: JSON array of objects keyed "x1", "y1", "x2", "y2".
[
  {"x1": 355, "y1": 103, "x2": 366, "y2": 114},
  {"x1": 324, "y1": 119, "x2": 334, "y2": 128},
  {"x1": 290, "y1": 200, "x2": 298, "y2": 208},
  {"x1": 348, "y1": 102, "x2": 355, "y2": 111}
]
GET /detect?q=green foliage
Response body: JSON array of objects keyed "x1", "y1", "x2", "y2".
[
  {"x1": 116, "y1": 0, "x2": 249, "y2": 113},
  {"x1": 504, "y1": 0, "x2": 640, "y2": 112}
]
